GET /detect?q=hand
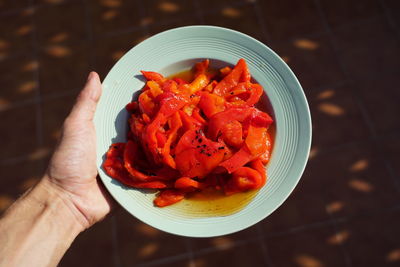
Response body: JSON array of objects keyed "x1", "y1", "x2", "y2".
[{"x1": 45, "y1": 72, "x2": 112, "y2": 229}]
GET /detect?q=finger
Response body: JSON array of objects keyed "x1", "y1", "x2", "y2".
[{"x1": 68, "y1": 72, "x2": 102, "y2": 122}]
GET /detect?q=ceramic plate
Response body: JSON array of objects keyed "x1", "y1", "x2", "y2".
[{"x1": 94, "y1": 26, "x2": 311, "y2": 237}]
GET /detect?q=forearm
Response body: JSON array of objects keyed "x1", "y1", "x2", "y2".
[{"x1": 0, "y1": 178, "x2": 84, "y2": 267}]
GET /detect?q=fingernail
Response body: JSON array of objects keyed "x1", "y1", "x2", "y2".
[{"x1": 87, "y1": 71, "x2": 95, "y2": 82}]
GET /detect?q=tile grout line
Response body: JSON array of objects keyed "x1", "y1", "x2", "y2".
[
  {"x1": 82, "y1": 0, "x2": 96, "y2": 70},
  {"x1": 252, "y1": 0, "x2": 271, "y2": 41},
  {"x1": 111, "y1": 216, "x2": 122, "y2": 267},
  {"x1": 256, "y1": 224, "x2": 274, "y2": 267},
  {"x1": 192, "y1": 0, "x2": 204, "y2": 24},
  {"x1": 379, "y1": 0, "x2": 400, "y2": 39},
  {"x1": 28, "y1": 0, "x2": 44, "y2": 152}
]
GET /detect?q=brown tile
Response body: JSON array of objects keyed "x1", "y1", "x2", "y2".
[
  {"x1": 356, "y1": 71, "x2": 400, "y2": 134},
  {"x1": 0, "y1": 55, "x2": 38, "y2": 107},
  {"x1": 338, "y1": 210, "x2": 400, "y2": 267},
  {"x1": 34, "y1": 0, "x2": 86, "y2": 45},
  {"x1": 266, "y1": 225, "x2": 347, "y2": 267},
  {"x1": 33, "y1": 0, "x2": 72, "y2": 4},
  {"x1": 0, "y1": 104, "x2": 38, "y2": 160},
  {"x1": 199, "y1": 0, "x2": 254, "y2": 10},
  {"x1": 59, "y1": 215, "x2": 115, "y2": 267},
  {"x1": 193, "y1": 240, "x2": 267, "y2": 267},
  {"x1": 315, "y1": 142, "x2": 399, "y2": 218},
  {"x1": 115, "y1": 209, "x2": 189, "y2": 265},
  {"x1": 142, "y1": 0, "x2": 196, "y2": 27},
  {"x1": 93, "y1": 29, "x2": 148, "y2": 79},
  {"x1": 148, "y1": 17, "x2": 201, "y2": 36},
  {"x1": 259, "y1": 0, "x2": 324, "y2": 41},
  {"x1": 333, "y1": 16, "x2": 400, "y2": 79},
  {"x1": 381, "y1": 132, "x2": 400, "y2": 180},
  {"x1": 384, "y1": 0, "x2": 400, "y2": 28},
  {"x1": 260, "y1": 160, "x2": 329, "y2": 233},
  {"x1": 38, "y1": 42, "x2": 90, "y2": 94},
  {"x1": 308, "y1": 83, "x2": 371, "y2": 149},
  {"x1": 269, "y1": 34, "x2": 346, "y2": 90},
  {"x1": 0, "y1": 0, "x2": 30, "y2": 11},
  {"x1": 41, "y1": 93, "x2": 77, "y2": 148},
  {"x1": 0, "y1": 8, "x2": 34, "y2": 60},
  {"x1": 203, "y1": 4, "x2": 266, "y2": 42},
  {"x1": 88, "y1": 0, "x2": 142, "y2": 36},
  {"x1": 188, "y1": 224, "x2": 259, "y2": 251},
  {"x1": 319, "y1": 0, "x2": 383, "y2": 28},
  {"x1": 0, "y1": 158, "x2": 44, "y2": 214}
]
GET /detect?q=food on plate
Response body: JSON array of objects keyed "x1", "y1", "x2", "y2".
[{"x1": 103, "y1": 59, "x2": 274, "y2": 207}]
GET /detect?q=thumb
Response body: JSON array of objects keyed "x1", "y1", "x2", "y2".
[{"x1": 68, "y1": 72, "x2": 102, "y2": 122}]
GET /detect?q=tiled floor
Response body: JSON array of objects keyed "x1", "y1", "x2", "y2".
[{"x1": 1, "y1": 0, "x2": 400, "y2": 266}]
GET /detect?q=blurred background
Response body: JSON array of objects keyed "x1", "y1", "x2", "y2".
[{"x1": 1, "y1": 0, "x2": 400, "y2": 266}]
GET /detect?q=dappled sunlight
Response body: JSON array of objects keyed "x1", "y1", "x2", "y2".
[
  {"x1": 18, "y1": 81, "x2": 37, "y2": 93},
  {"x1": 28, "y1": 147, "x2": 51, "y2": 161},
  {"x1": 102, "y1": 10, "x2": 119, "y2": 21},
  {"x1": 0, "y1": 39, "x2": 10, "y2": 50},
  {"x1": 135, "y1": 223, "x2": 160, "y2": 237},
  {"x1": 222, "y1": 7, "x2": 242, "y2": 18},
  {"x1": 46, "y1": 45, "x2": 72, "y2": 57},
  {"x1": 317, "y1": 89, "x2": 335, "y2": 100},
  {"x1": 0, "y1": 195, "x2": 14, "y2": 212},
  {"x1": 101, "y1": 0, "x2": 121, "y2": 8},
  {"x1": 0, "y1": 98, "x2": 11, "y2": 111},
  {"x1": 281, "y1": 56, "x2": 290, "y2": 63},
  {"x1": 325, "y1": 201, "x2": 344, "y2": 214},
  {"x1": 349, "y1": 159, "x2": 369, "y2": 172},
  {"x1": 49, "y1": 32, "x2": 69, "y2": 43},
  {"x1": 52, "y1": 129, "x2": 62, "y2": 140},
  {"x1": 308, "y1": 147, "x2": 319, "y2": 160},
  {"x1": 386, "y1": 248, "x2": 400, "y2": 262},
  {"x1": 112, "y1": 50, "x2": 125, "y2": 62},
  {"x1": 294, "y1": 254, "x2": 324, "y2": 267},
  {"x1": 318, "y1": 103, "x2": 345, "y2": 116},
  {"x1": 22, "y1": 60, "x2": 38, "y2": 72},
  {"x1": 15, "y1": 25, "x2": 32, "y2": 36},
  {"x1": 137, "y1": 242, "x2": 159, "y2": 258},
  {"x1": 140, "y1": 17, "x2": 154, "y2": 26},
  {"x1": 211, "y1": 236, "x2": 235, "y2": 250},
  {"x1": 158, "y1": 1, "x2": 180, "y2": 13},
  {"x1": 348, "y1": 179, "x2": 374, "y2": 193},
  {"x1": 22, "y1": 8, "x2": 34, "y2": 16},
  {"x1": 326, "y1": 230, "x2": 350, "y2": 245},
  {"x1": 20, "y1": 177, "x2": 40, "y2": 191},
  {"x1": 294, "y1": 39, "x2": 319, "y2": 50}
]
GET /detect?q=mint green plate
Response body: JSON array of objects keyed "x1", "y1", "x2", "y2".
[{"x1": 94, "y1": 26, "x2": 311, "y2": 237}]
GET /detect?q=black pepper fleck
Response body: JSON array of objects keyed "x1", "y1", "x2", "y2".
[
  {"x1": 218, "y1": 146, "x2": 225, "y2": 150},
  {"x1": 198, "y1": 138, "x2": 203, "y2": 143}
]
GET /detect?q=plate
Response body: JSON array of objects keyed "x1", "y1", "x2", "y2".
[{"x1": 94, "y1": 26, "x2": 312, "y2": 237}]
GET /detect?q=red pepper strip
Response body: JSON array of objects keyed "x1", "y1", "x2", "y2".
[
  {"x1": 173, "y1": 77, "x2": 188, "y2": 85},
  {"x1": 213, "y1": 58, "x2": 247, "y2": 96},
  {"x1": 246, "y1": 108, "x2": 274, "y2": 128},
  {"x1": 161, "y1": 112, "x2": 182, "y2": 169},
  {"x1": 124, "y1": 140, "x2": 156, "y2": 181},
  {"x1": 219, "y1": 66, "x2": 232, "y2": 77},
  {"x1": 224, "y1": 166, "x2": 263, "y2": 195},
  {"x1": 198, "y1": 92, "x2": 226, "y2": 118},
  {"x1": 260, "y1": 131, "x2": 272, "y2": 164},
  {"x1": 208, "y1": 107, "x2": 253, "y2": 140},
  {"x1": 219, "y1": 144, "x2": 253, "y2": 173},
  {"x1": 245, "y1": 125, "x2": 268, "y2": 156},
  {"x1": 188, "y1": 73, "x2": 209, "y2": 94},
  {"x1": 194, "y1": 59, "x2": 209, "y2": 77},
  {"x1": 175, "y1": 129, "x2": 226, "y2": 178},
  {"x1": 249, "y1": 159, "x2": 267, "y2": 187},
  {"x1": 126, "y1": 101, "x2": 139, "y2": 113},
  {"x1": 129, "y1": 114, "x2": 145, "y2": 138},
  {"x1": 191, "y1": 107, "x2": 206, "y2": 124},
  {"x1": 154, "y1": 189, "x2": 185, "y2": 207},
  {"x1": 138, "y1": 90, "x2": 155, "y2": 117},
  {"x1": 178, "y1": 110, "x2": 203, "y2": 131},
  {"x1": 220, "y1": 120, "x2": 243, "y2": 148},
  {"x1": 141, "y1": 70, "x2": 164, "y2": 82},
  {"x1": 162, "y1": 79, "x2": 178, "y2": 93},
  {"x1": 174, "y1": 177, "x2": 200, "y2": 190},
  {"x1": 225, "y1": 82, "x2": 263, "y2": 107},
  {"x1": 240, "y1": 64, "x2": 251, "y2": 82},
  {"x1": 104, "y1": 143, "x2": 168, "y2": 188},
  {"x1": 144, "y1": 92, "x2": 188, "y2": 163}
]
